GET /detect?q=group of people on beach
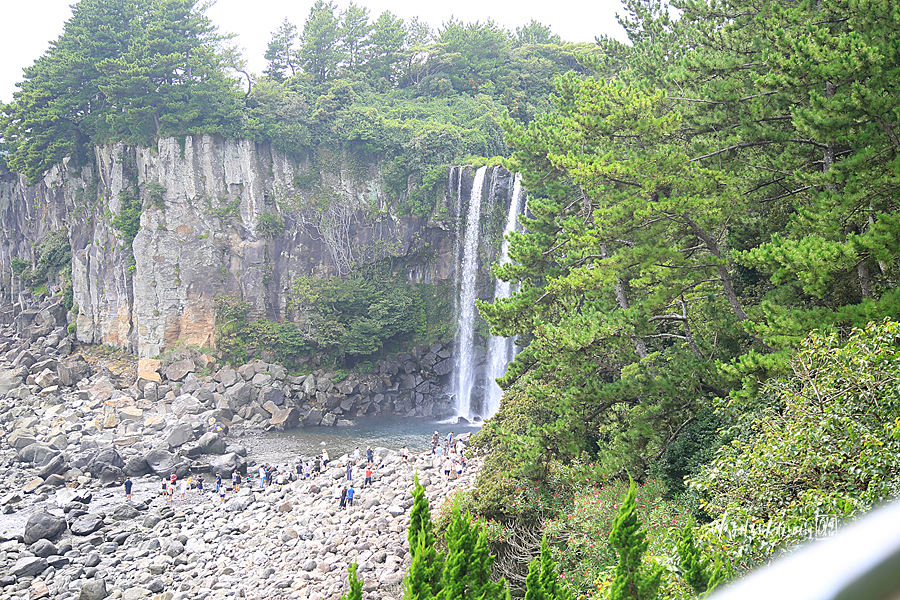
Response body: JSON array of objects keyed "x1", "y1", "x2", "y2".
[
  {"x1": 430, "y1": 430, "x2": 468, "y2": 481},
  {"x1": 124, "y1": 430, "x2": 468, "y2": 504}
]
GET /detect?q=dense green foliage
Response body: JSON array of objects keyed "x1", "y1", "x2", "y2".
[
  {"x1": 458, "y1": 0, "x2": 900, "y2": 596},
  {"x1": 214, "y1": 261, "x2": 453, "y2": 367},
  {"x1": 1, "y1": 0, "x2": 594, "y2": 214},
  {"x1": 10, "y1": 228, "x2": 73, "y2": 305}
]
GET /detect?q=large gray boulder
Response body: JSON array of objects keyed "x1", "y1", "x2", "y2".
[
  {"x1": 224, "y1": 381, "x2": 252, "y2": 407},
  {"x1": 165, "y1": 422, "x2": 194, "y2": 447},
  {"x1": 57, "y1": 356, "x2": 91, "y2": 386},
  {"x1": 79, "y1": 578, "x2": 108, "y2": 600},
  {"x1": 8, "y1": 429, "x2": 37, "y2": 450},
  {"x1": 70, "y1": 513, "x2": 105, "y2": 535},
  {"x1": 258, "y1": 386, "x2": 284, "y2": 407},
  {"x1": 12, "y1": 556, "x2": 48, "y2": 578},
  {"x1": 38, "y1": 454, "x2": 68, "y2": 478},
  {"x1": 207, "y1": 452, "x2": 245, "y2": 476},
  {"x1": 171, "y1": 394, "x2": 203, "y2": 416},
  {"x1": 164, "y1": 359, "x2": 194, "y2": 382},
  {"x1": 87, "y1": 447, "x2": 125, "y2": 474},
  {"x1": 123, "y1": 455, "x2": 151, "y2": 477},
  {"x1": 196, "y1": 432, "x2": 226, "y2": 455},
  {"x1": 24, "y1": 512, "x2": 67, "y2": 544},
  {"x1": 143, "y1": 449, "x2": 177, "y2": 476},
  {"x1": 18, "y1": 443, "x2": 59, "y2": 465}
]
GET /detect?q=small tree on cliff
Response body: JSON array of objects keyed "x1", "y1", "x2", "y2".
[
  {"x1": 608, "y1": 480, "x2": 662, "y2": 600},
  {"x1": 677, "y1": 520, "x2": 727, "y2": 596}
]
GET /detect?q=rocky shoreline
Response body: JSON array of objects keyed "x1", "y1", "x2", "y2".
[{"x1": 0, "y1": 296, "x2": 479, "y2": 600}]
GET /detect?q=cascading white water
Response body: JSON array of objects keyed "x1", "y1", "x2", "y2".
[
  {"x1": 452, "y1": 166, "x2": 487, "y2": 422},
  {"x1": 484, "y1": 173, "x2": 524, "y2": 418}
]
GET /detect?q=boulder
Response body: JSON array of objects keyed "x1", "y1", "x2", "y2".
[
  {"x1": 303, "y1": 408, "x2": 323, "y2": 427},
  {"x1": 29, "y1": 539, "x2": 58, "y2": 558},
  {"x1": 224, "y1": 381, "x2": 252, "y2": 407},
  {"x1": 11, "y1": 556, "x2": 48, "y2": 578},
  {"x1": 18, "y1": 443, "x2": 59, "y2": 465},
  {"x1": 111, "y1": 503, "x2": 141, "y2": 520},
  {"x1": 78, "y1": 578, "x2": 108, "y2": 600},
  {"x1": 207, "y1": 452, "x2": 245, "y2": 476},
  {"x1": 38, "y1": 454, "x2": 67, "y2": 478},
  {"x1": 269, "y1": 407, "x2": 300, "y2": 429},
  {"x1": 171, "y1": 394, "x2": 203, "y2": 416},
  {"x1": 24, "y1": 512, "x2": 67, "y2": 544},
  {"x1": 0, "y1": 367, "x2": 25, "y2": 395},
  {"x1": 8, "y1": 429, "x2": 37, "y2": 450},
  {"x1": 164, "y1": 359, "x2": 194, "y2": 382},
  {"x1": 57, "y1": 357, "x2": 91, "y2": 387},
  {"x1": 70, "y1": 513, "x2": 105, "y2": 535},
  {"x1": 137, "y1": 357, "x2": 162, "y2": 383},
  {"x1": 258, "y1": 386, "x2": 284, "y2": 407},
  {"x1": 143, "y1": 449, "x2": 177, "y2": 476},
  {"x1": 87, "y1": 378, "x2": 116, "y2": 403},
  {"x1": 87, "y1": 447, "x2": 125, "y2": 474},
  {"x1": 34, "y1": 369, "x2": 59, "y2": 388},
  {"x1": 219, "y1": 368, "x2": 239, "y2": 387},
  {"x1": 196, "y1": 432, "x2": 226, "y2": 455},
  {"x1": 123, "y1": 455, "x2": 151, "y2": 477},
  {"x1": 165, "y1": 423, "x2": 194, "y2": 448},
  {"x1": 118, "y1": 406, "x2": 143, "y2": 421}
]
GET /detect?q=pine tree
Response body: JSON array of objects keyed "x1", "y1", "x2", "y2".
[
  {"x1": 341, "y1": 562, "x2": 363, "y2": 600},
  {"x1": 297, "y1": 0, "x2": 343, "y2": 82},
  {"x1": 538, "y1": 537, "x2": 571, "y2": 600},
  {"x1": 437, "y1": 504, "x2": 507, "y2": 600},
  {"x1": 676, "y1": 520, "x2": 726, "y2": 597},
  {"x1": 608, "y1": 481, "x2": 661, "y2": 600},
  {"x1": 523, "y1": 558, "x2": 547, "y2": 600},
  {"x1": 263, "y1": 18, "x2": 299, "y2": 80},
  {"x1": 403, "y1": 474, "x2": 443, "y2": 600}
]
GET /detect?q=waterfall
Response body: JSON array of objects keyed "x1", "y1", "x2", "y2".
[
  {"x1": 484, "y1": 174, "x2": 524, "y2": 418},
  {"x1": 452, "y1": 165, "x2": 487, "y2": 422}
]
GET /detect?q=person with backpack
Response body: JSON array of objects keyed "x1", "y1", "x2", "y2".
[{"x1": 232, "y1": 470, "x2": 241, "y2": 492}]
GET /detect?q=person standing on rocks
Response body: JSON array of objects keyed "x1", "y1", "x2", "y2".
[
  {"x1": 346, "y1": 484, "x2": 355, "y2": 508},
  {"x1": 197, "y1": 475, "x2": 204, "y2": 492},
  {"x1": 215, "y1": 473, "x2": 222, "y2": 495},
  {"x1": 180, "y1": 477, "x2": 187, "y2": 500},
  {"x1": 219, "y1": 483, "x2": 226, "y2": 503},
  {"x1": 167, "y1": 480, "x2": 175, "y2": 502},
  {"x1": 339, "y1": 485, "x2": 347, "y2": 508},
  {"x1": 232, "y1": 470, "x2": 241, "y2": 493},
  {"x1": 160, "y1": 477, "x2": 167, "y2": 497},
  {"x1": 322, "y1": 449, "x2": 329, "y2": 468},
  {"x1": 401, "y1": 446, "x2": 409, "y2": 464},
  {"x1": 258, "y1": 465, "x2": 266, "y2": 489},
  {"x1": 443, "y1": 457, "x2": 453, "y2": 481},
  {"x1": 124, "y1": 477, "x2": 133, "y2": 501},
  {"x1": 445, "y1": 432, "x2": 454, "y2": 455},
  {"x1": 346, "y1": 462, "x2": 352, "y2": 482},
  {"x1": 366, "y1": 446, "x2": 374, "y2": 465},
  {"x1": 364, "y1": 465, "x2": 373, "y2": 488},
  {"x1": 431, "y1": 431, "x2": 440, "y2": 453},
  {"x1": 353, "y1": 447, "x2": 361, "y2": 464},
  {"x1": 314, "y1": 456, "x2": 321, "y2": 476}
]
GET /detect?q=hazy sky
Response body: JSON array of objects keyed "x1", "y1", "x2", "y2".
[{"x1": 0, "y1": 0, "x2": 629, "y2": 104}]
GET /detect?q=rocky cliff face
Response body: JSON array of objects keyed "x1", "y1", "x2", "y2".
[{"x1": 0, "y1": 137, "x2": 516, "y2": 361}]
